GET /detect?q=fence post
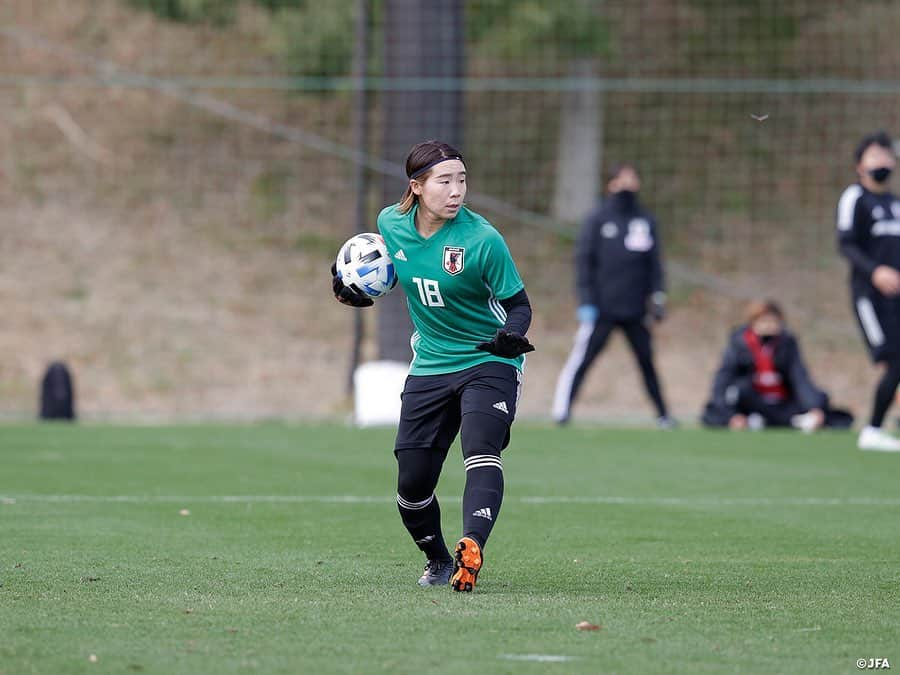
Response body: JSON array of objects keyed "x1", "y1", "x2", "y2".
[
  {"x1": 347, "y1": 0, "x2": 372, "y2": 396},
  {"x1": 378, "y1": 0, "x2": 465, "y2": 363}
]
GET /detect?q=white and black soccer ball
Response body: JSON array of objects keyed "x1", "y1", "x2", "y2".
[{"x1": 335, "y1": 233, "x2": 398, "y2": 299}]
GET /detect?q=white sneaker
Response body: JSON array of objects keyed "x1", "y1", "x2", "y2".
[
  {"x1": 858, "y1": 426, "x2": 900, "y2": 452},
  {"x1": 747, "y1": 413, "x2": 766, "y2": 431},
  {"x1": 791, "y1": 411, "x2": 819, "y2": 434}
]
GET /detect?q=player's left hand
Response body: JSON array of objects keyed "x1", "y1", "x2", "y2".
[
  {"x1": 475, "y1": 329, "x2": 535, "y2": 358},
  {"x1": 650, "y1": 293, "x2": 667, "y2": 322}
]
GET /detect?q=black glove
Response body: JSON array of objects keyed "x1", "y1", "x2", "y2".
[
  {"x1": 649, "y1": 293, "x2": 667, "y2": 322},
  {"x1": 331, "y1": 262, "x2": 373, "y2": 308},
  {"x1": 475, "y1": 329, "x2": 535, "y2": 358}
]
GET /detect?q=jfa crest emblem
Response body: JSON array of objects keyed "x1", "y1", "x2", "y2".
[{"x1": 443, "y1": 246, "x2": 465, "y2": 275}]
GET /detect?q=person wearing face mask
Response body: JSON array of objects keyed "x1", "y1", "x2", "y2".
[
  {"x1": 552, "y1": 163, "x2": 675, "y2": 428},
  {"x1": 700, "y1": 301, "x2": 852, "y2": 431},
  {"x1": 837, "y1": 131, "x2": 900, "y2": 451}
]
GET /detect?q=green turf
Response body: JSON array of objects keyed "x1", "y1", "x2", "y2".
[{"x1": 1, "y1": 423, "x2": 898, "y2": 674}]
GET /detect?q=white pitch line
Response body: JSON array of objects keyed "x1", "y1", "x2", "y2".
[
  {"x1": 499, "y1": 654, "x2": 577, "y2": 663},
  {"x1": 0, "y1": 495, "x2": 394, "y2": 504},
  {"x1": 519, "y1": 496, "x2": 900, "y2": 506},
  {"x1": 2, "y1": 495, "x2": 900, "y2": 506}
]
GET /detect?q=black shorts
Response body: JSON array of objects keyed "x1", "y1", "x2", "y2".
[
  {"x1": 853, "y1": 292, "x2": 900, "y2": 362},
  {"x1": 394, "y1": 362, "x2": 522, "y2": 452}
]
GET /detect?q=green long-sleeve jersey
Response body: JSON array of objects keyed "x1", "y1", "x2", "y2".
[{"x1": 377, "y1": 203, "x2": 526, "y2": 376}]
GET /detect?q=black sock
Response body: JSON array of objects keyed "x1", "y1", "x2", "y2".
[
  {"x1": 397, "y1": 493, "x2": 450, "y2": 561},
  {"x1": 461, "y1": 459, "x2": 504, "y2": 549},
  {"x1": 870, "y1": 361, "x2": 900, "y2": 428}
]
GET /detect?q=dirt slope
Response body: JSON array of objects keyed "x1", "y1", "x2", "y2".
[{"x1": 0, "y1": 1, "x2": 879, "y2": 423}]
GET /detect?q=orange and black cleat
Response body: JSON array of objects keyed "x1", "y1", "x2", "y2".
[{"x1": 450, "y1": 537, "x2": 483, "y2": 592}]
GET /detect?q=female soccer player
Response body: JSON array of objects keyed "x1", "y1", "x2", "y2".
[
  {"x1": 331, "y1": 140, "x2": 534, "y2": 591},
  {"x1": 837, "y1": 131, "x2": 900, "y2": 451}
]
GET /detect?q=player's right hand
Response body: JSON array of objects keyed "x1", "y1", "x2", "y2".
[
  {"x1": 872, "y1": 265, "x2": 900, "y2": 297},
  {"x1": 331, "y1": 262, "x2": 374, "y2": 307}
]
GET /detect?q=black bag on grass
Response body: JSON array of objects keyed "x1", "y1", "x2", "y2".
[{"x1": 39, "y1": 361, "x2": 76, "y2": 421}]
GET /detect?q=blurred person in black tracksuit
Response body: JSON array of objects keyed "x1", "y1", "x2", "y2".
[
  {"x1": 837, "y1": 131, "x2": 900, "y2": 451},
  {"x1": 552, "y1": 164, "x2": 675, "y2": 428},
  {"x1": 700, "y1": 300, "x2": 852, "y2": 432}
]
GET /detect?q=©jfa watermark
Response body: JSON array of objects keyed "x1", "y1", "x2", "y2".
[{"x1": 857, "y1": 658, "x2": 891, "y2": 670}]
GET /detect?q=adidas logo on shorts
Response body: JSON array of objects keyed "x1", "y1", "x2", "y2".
[
  {"x1": 492, "y1": 401, "x2": 509, "y2": 414},
  {"x1": 472, "y1": 507, "x2": 493, "y2": 521}
]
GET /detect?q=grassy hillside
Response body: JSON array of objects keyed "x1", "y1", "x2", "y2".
[{"x1": 0, "y1": 0, "x2": 887, "y2": 422}]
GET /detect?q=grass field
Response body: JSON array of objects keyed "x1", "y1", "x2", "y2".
[{"x1": 2, "y1": 423, "x2": 899, "y2": 674}]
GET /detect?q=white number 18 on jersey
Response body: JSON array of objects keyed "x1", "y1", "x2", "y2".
[{"x1": 412, "y1": 277, "x2": 445, "y2": 307}]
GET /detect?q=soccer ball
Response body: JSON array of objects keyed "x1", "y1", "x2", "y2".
[{"x1": 335, "y1": 233, "x2": 398, "y2": 298}]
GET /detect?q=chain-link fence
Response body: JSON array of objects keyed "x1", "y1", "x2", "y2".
[{"x1": 1, "y1": 0, "x2": 898, "y2": 418}]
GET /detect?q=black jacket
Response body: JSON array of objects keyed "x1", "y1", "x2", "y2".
[
  {"x1": 575, "y1": 192, "x2": 664, "y2": 321},
  {"x1": 706, "y1": 326, "x2": 828, "y2": 415},
  {"x1": 836, "y1": 183, "x2": 900, "y2": 296}
]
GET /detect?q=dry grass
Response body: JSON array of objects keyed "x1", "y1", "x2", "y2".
[{"x1": 0, "y1": 0, "x2": 884, "y2": 423}]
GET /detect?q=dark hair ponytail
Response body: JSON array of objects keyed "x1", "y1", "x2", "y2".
[{"x1": 397, "y1": 140, "x2": 464, "y2": 214}]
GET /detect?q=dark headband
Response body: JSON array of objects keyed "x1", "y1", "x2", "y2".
[{"x1": 408, "y1": 155, "x2": 464, "y2": 180}]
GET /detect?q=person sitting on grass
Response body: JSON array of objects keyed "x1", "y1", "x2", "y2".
[{"x1": 700, "y1": 300, "x2": 853, "y2": 432}]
